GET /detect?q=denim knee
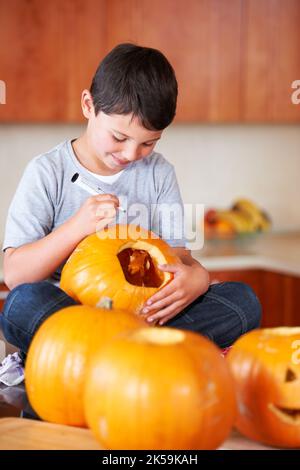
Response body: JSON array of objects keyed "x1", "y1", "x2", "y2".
[
  {"x1": 1, "y1": 283, "x2": 32, "y2": 346},
  {"x1": 225, "y1": 281, "x2": 262, "y2": 332},
  {"x1": 1, "y1": 281, "x2": 77, "y2": 351},
  {"x1": 4, "y1": 282, "x2": 49, "y2": 317},
  {"x1": 2, "y1": 283, "x2": 28, "y2": 323}
]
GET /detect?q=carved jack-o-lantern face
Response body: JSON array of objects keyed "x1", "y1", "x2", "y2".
[{"x1": 227, "y1": 327, "x2": 300, "y2": 448}]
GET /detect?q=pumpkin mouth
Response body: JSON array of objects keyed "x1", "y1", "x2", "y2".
[
  {"x1": 117, "y1": 241, "x2": 169, "y2": 288},
  {"x1": 269, "y1": 403, "x2": 300, "y2": 424}
]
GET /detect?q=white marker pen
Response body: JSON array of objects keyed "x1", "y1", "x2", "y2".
[{"x1": 71, "y1": 173, "x2": 126, "y2": 212}]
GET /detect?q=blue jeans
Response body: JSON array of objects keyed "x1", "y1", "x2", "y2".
[{"x1": 0, "y1": 280, "x2": 261, "y2": 357}]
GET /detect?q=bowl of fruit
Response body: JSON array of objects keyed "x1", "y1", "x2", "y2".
[{"x1": 204, "y1": 199, "x2": 271, "y2": 241}]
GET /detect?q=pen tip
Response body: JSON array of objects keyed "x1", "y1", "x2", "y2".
[{"x1": 71, "y1": 173, "x2": 79, "y2": 183}]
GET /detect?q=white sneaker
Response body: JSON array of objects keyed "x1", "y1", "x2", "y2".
[{"x1": 0, "y1": 352, "x2": 24, "y2": 386}]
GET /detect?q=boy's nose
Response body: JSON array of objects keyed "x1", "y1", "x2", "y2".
[{"x1": 122, "y1": 146, "x2": 139, "y2": 162}]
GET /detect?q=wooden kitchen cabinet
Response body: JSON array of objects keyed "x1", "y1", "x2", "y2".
[
  {"x1": 106, "y1": 0, "x2": 242, "y2": 122},
  {"x1": 241, "y1": 0, "x2": 300, "y2": 122},
  {"x1": 261, "y1": 271, "x2": 300, "y2": 327},
  {"x1": 0, "y1": 0, "x2": 299, "y2": 122},
  {"x1": 209, "y1": 269, "x2": 263, "y2": 298},
  {"x1": 0, "y1": 0, "x2": 107, "y2": 122},
  {"x1": 108, "y1": 0, "x2": 300, "y2": 122},
  {"x1": 208, "y1": 269, "x2": 300, "y2": 328}
]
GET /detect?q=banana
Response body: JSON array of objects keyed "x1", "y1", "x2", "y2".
[
  {"x1": 232, "y1": 199, "x2": 271, "y2": 232},
  {"x1": 205, "y1": 199, "x2": 271, "y2": 237},
  {"x1": 258, "y1": 210, "x2": 272, "y2": 231},
  {"x1": 216, "y1": 209, "x2": 256, "y2": 233}
]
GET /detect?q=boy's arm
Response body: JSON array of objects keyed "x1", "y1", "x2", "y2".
[
  {"x1": 4, "y1": 216, "x2": 83, "y2": 290},
  {"x1": 4, "y1": 194, "x2": 119, "y2": 290},
  {"x1": 171, "y1": 246, "x2": 204, "y2": 268},
  {"x1": 172, "y1": 246, "x2": 210, "y2": 293}
]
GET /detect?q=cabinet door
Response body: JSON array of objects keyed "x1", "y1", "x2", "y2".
[
  {"x1": 260, "y1": 271, "x2": 287, "y2": 327},
  {"x1": 106, "y1": 0, "x2": 242, "y2": 122},
  {"x1": 0, "y1": 0, "x2": 107, "y2": 122},
  {"x1": 1, "y1": 0, "x2": 299, "y2": 123},
  {"x1": 209, "y1": 269, "x2": 263, "y2": 299},
  {"x1": 262, "y1": 271, "x2": 300, "y2": 327},
  {"x1": 286, "y1": 275, "x2": 300, "y2": 326},
  {"x1": 242, "y1": 0, "x2": 300, "y2": 122},
  {"x1": 209, "y1": 269, "x2": 300, "y2": 328}
]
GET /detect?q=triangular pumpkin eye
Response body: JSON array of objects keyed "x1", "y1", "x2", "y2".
[{"x1": 285, "y1": 368, "x2": 297, "y2": 382}]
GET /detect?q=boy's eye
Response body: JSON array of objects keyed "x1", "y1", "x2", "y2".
[
  {"x1": 112, "y1": 135, "x2": 126, "y2": 143},
  {"x1": 112, "y1": 135, "x2": 154, "y2": 147},
  {"x1": 112, "y1": 134, "x2": 155, "y2": 147},
  {"x1": 143, "y1": 142, "x2": 155, "y2": 147}
]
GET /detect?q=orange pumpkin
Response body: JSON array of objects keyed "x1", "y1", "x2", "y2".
[
  {"x1": 84, "y1": 327, "x2": 236, "y2": 450},
  {"x1": 25, "y1": 303, "x2": 145, "y2": 427},
  {"x1": 60, "y1": 224, "x2": 179, "y2": 314},
  {"x1": 227, "y1": 327, "x2": 300, "y2": 448}
]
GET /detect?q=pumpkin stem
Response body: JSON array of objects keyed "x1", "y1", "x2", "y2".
[{"x1": 97, "y1": 297, "x2": 113, "y2": 310}]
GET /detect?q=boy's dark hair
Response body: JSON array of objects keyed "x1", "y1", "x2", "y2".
[{"x1": 90, "y1": 43, "x2": 178, "y2": 131}]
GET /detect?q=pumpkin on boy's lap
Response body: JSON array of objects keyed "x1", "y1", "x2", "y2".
[{"x1": 60, "y1": 224, "x2": 180, "y2": 315}]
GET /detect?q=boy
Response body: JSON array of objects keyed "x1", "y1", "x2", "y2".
[{"x1": 1, "y1": 44, "x2": 261, "y2": 359}]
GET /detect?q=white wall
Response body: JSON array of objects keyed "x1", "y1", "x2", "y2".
[
  {"x1": 0, "y1": 124, "x2": 299, "y2": 243},
  {"x1": 157, "y1": 124, "x2": 300, "y2": 232}
]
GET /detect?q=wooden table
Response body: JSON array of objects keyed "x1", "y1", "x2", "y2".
[{"x1": 0, "y1": 417, "x2": 276, "y2": 450}]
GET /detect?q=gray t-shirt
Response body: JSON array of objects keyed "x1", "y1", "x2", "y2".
[{"x1": 3, "y1": 140, "x2": 186, "y2": 282}]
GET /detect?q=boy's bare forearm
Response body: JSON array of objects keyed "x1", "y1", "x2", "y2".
[{"x1": 4, "y1": 217, "x2": 85, "y2": 289}]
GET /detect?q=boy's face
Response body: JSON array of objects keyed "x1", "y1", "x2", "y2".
[{"x1": 84, "y1": 98, "x2": 163, "y2": 174}]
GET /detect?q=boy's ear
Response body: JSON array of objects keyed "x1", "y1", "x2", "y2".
[{"x1": 81, "y1": 89, "x2": 95, "y2": 119}]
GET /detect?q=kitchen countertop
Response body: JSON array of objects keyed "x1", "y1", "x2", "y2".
[
  {"x1": 192, "y1": 231, "x2": 300, "y2": 277},
  {"x1": 0, "y1": 231, "x2": 299, "y2": 284},
  {"x1": 0, "y1": 381, "x2": 276, "y2": 450}
]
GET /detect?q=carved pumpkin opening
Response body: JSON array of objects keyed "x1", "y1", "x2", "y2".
[
  {"x1": 285, "y1": 368, "x2": 297, "y2": 382},
  {"x1": 117, "y1": 248, "x2": 163, "y2": 287},
  {"x1": 269, "y1": 404, "x2": 300, "y2": 424}
]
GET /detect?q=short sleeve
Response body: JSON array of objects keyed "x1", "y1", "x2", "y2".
[
  {"x1": 151, "y1": 163, "x2": 187, "y2": 248},
  {"x1": 2, "y1": 158, "x2": 55, "y2": 251}
]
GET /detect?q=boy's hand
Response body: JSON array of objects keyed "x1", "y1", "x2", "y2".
[
  {"x1": 71, "y1": 194, "x2": 120, "y2": 238},
  {"x1": 141, "y1": 262, "x2": 209, "y2": 325}
]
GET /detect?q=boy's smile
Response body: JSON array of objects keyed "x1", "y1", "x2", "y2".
[
  {"x1": 110, "y1": 153, "x2": 131, "y2": 168},
  {"x1": 74, "y1": 93, "x2": 163, "y2": 176}
]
